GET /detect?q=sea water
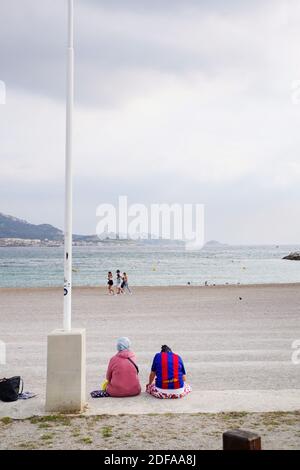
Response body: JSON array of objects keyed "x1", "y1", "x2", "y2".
[{"x1": 0, "y1": 244, "x2": 299, "y2": 288}]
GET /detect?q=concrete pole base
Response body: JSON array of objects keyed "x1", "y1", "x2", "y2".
[{"x1": 45, "y1": 328, "x2": 86, "y2": 413}]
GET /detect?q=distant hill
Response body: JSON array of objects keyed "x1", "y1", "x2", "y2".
[
  {"x1": 0, "y1": 212, "x2": 202, "y2": 246},
  {"x1": 0, "y1": 213, "x2": 63, "y2": 240},
  {"x1": 0, "y1": 212, "x2": 100, "y2": 243}
]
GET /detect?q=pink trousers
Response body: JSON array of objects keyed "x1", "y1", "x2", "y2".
[{"x1": 146, "y1": 383, "x2": 192, "y2": 399}]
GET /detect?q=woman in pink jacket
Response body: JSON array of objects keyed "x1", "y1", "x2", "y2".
[{"x1": 91, "y1": 337, "x2": 141, "y2": 398}]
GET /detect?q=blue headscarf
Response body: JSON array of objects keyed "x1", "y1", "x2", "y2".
[{"x1": 117, "y1": 337, "x2": 131, "y2": 351}]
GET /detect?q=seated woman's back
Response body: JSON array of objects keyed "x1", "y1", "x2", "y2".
[
  {"x1": 152, "y1": 350, "x2": 185, "y2": 389},
  {"x1": 146, "y1": 344, "x2": 191, "y2": 399},
  {"x1": 106, "y1": 340, "x2": 141, "y2": 397}
]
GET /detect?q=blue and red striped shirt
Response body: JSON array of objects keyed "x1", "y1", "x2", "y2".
[{"x1": 151, "y1": 352, "x2": 186, "y2": 389}]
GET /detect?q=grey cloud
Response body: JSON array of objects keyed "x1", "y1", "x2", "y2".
[
  {"x1": 1, "y1": 0, "x2": 299, "y2": 245},
  {"x1": 0, "y1": 0, "x2": 274, "y2": 106}
]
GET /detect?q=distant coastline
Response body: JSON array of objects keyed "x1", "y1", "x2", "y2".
[
  {"x1": 0, "y1": 212, "x2": 186, "y2": 247},
  {"x1": 0, "y1": 237, "x2": 185, "y2": 248},
  {"x1": 0, "y1": 237, "x2": 133, "y2": 247}
]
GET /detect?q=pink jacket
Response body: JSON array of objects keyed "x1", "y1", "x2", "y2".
[{"x1": 106, "y1": 350, "x2": 141, "y2": 397}]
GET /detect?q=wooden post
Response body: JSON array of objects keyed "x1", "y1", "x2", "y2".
[{"x1": 223, "y1": 429, "x2": 261, "y2": 450}]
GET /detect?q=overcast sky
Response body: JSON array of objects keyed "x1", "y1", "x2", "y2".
[{"x1": 1, "y1": 0, "x2": 300, "y2": 244}]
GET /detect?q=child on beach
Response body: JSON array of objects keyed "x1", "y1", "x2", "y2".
[
  {"x1": 107, "y1": 271, "x2": 114, "y2": 295},
  {"x1": 116, "y1": 270, "x2": 123, "y2": 294},
  {"x1": 121, "y1": 272, "x2": 132, "y2": 294}
]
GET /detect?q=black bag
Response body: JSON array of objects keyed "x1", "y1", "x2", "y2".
[
  {"x1": 0, "y1": 376, "x2": 23, "y2": 402},
  {"x1": 127, "y1": 358, "x2": 139, "y2": 375}
]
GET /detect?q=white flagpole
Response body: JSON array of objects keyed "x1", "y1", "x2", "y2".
[{"x1": 63, "y1": 0, "x2": 74, "y2": 331}]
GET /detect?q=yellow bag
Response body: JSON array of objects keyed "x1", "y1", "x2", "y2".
[{"x1": 101, "y1": 379, "x2": 109, "y2": 391}]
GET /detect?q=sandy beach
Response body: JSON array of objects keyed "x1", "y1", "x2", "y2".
[
  {"x1": 0, "y1": 284, "x2": 300, "y2": 449},
  {"x1": 0, "y1": 284, "x2": 299, "y2": 413}
]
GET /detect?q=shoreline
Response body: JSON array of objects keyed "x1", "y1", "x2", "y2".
[{"x1": 1, "y1": 282, "x2": 300, "y2": 292}]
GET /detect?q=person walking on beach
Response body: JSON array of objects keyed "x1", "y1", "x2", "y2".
[
  {"x1": 107, "y1": 271, "x2": 114, "y2": 295},
  {"x1": 115, "y1": 270, "x2": 123, "y2": 294},
  {"x1": 146, "y1": 345, "x2": 191, "y2": 399},
  {"x1": 121, "y1": 272, "x2": 132, "y2": 294},
  {"x1": 91, "y1": 337, "x2": 141, "y2": 398}
]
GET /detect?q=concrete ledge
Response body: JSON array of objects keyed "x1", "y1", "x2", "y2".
[
  {"x1": 85, "y1": 389, "x2": 300, "y2": 415},
  {"x1": 45, "y1": 328, "x2": 86, "y2": 413},
  {"x1": 1, "y1": 390, "x2": 300, "y2": 419}
]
